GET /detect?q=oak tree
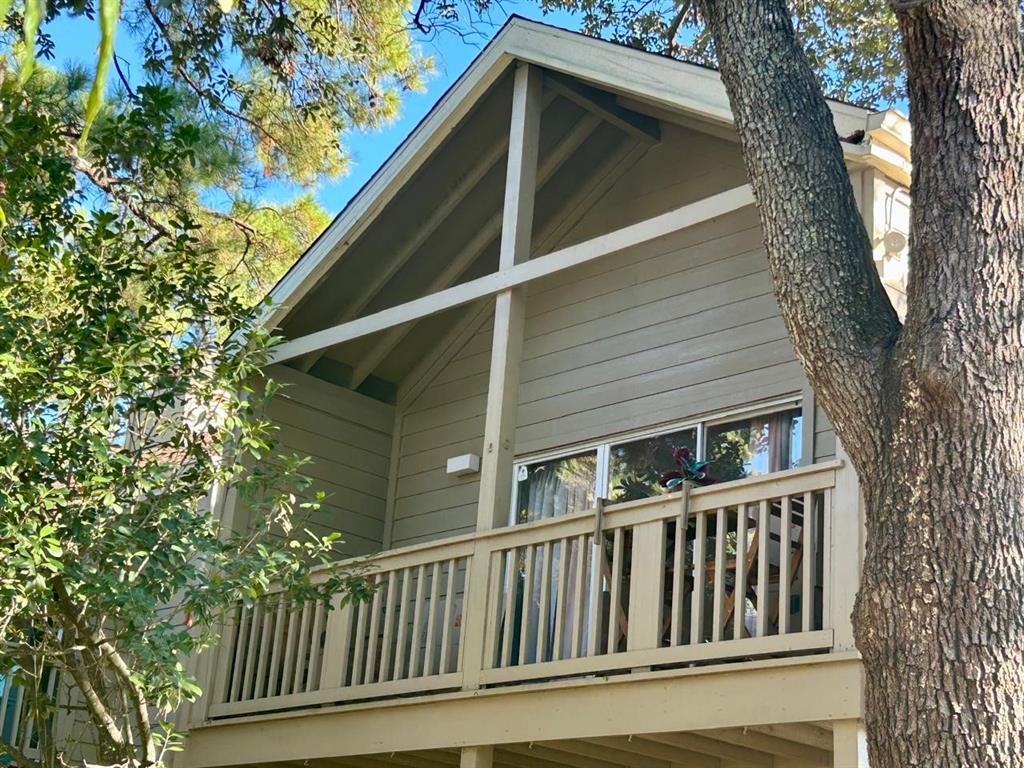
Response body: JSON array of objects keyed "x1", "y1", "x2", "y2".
[{"x1": 694, "y1": 1, "x2": 1024, "y2": 765}]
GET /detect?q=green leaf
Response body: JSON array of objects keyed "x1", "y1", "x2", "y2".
[
  {"x1": 18, "y1": 0, "x2": 44, "y2": 85},
  {"x1": 79, "y1": 0, "x2": 120, "y2": 147}
]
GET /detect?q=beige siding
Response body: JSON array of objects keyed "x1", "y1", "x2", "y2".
[
  {"x1": 257, "y1": 367, "x2": 394, "y2": 556},
  {"x1": 392, "y1": 320, "x2": 492, "y2": 548}
]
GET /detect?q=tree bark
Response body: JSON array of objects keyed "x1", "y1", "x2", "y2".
[{"x1": 698, "y1": 0, "x2": 1024, "y2": 764}]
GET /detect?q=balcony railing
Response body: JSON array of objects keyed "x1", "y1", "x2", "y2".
[{"x1": 209, "y1": 461, "x2": 843, "y2": 719}]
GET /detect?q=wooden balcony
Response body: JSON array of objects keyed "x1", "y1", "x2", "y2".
[{"x1": 207, "y1": 460, "x2": 852, "y2": 721}]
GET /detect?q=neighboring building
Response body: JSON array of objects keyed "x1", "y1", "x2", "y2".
[{"x1": 179, "y1": 18, "x2": 911, "y2": 768}]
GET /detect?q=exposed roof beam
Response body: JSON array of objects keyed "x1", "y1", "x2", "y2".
[
  {"x1": 532, "y1": 139, "x2": 650, "y2": 256},
  {"x1": 697, "y1": 728, "x2": 831, "y2": 766},
  {"x1": 381, "y1": 752, "x2": 455, "y2": 768},
  {"x1": 396, "y1": 300, "x2": 493, "y2": 406},
  {"x1": 584, "y1": 737, "x2": 719, "y2": 768},
  {"x1": 348, "y1": 111, "x2": 603, "y2": 389},
  {"x1": 544, "y1": 72, "x2": 660, "y2": 144},
  {"x1": 294, "y1": 90, "x2": 558, "y2": 372},
  {"x1": 492, "y1": 748, "x2": 569, "y2": 768},
  {"x1": 542, "y1": 739, "x2": 668, "y2": 768},
  {"x1": 641, "y1": 732, "x2": 772, "y2": 766},
  {"x1": 747, "y1": 723, "x2": 834, "y2": 752},
  {"x1": 502, "y1": 743, "x2": 622, "y2": 768},
  {"x1": 268, "y1": 183, "x2": 754, "y2": 365}
]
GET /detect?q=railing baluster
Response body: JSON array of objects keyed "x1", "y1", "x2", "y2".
[
  {"x1": 500, "y1": 548, "x2": 519, "y2": 667},
  {"x1": 734, "y1": 504, "x2": 749, "y2": 640},
  {"x1": 712, "y1": 508, "x2": 728, "y2": 642},
  {"x1": 690, "y1": 513, "x2": 707, "y2": 645},
  {"x1": 536, "y1": 541, "x2": 553, "y2": 663},
  {"x1": 378, "y1": 570, "x2": 399, "y2": 682},
  {"x1": 608, "y1": 527, "x2": 625, "y2": 654},
  {"x1": 587, "y1": 532, "x2": 605, "y2": 657},
  {"x1": 351, "y1": 598, "x2": 369, "y2": 685},
  {"x1": 393, "y1": 568, "x2": 414, "y2": 680},
  {"x1": 279, "y1": 601, "x2": 299, "y2": 695},
  {"x1": 756, "y1": 499, "x2": 770, "y2": 637},
  {"x1": 267, "y1": 598, "x2": 287, "y2": 697},
  {"x1": 241, "y1": 601, "x2": 263, "y2": 700},
  {"x1": 440, "y1": 557, "x2": 459, "y2": 673},
  {"x1": 553, "y1": 538, "x2": 570, "y2": 661},
  {"x1": 571, "y1": 534, "x2": 588, "y2": 658},
  {"x1": 822, "y1": 488, "x2": 833, "y2": 628},
  {"x1": 253, "y1": 599, "x2": 274, "y2": 698},
  {"x1": 306, "y1": 600, "x2": 326, "y2": 692},
  {"x1": 424, "y1": 561, "x2": 442, "y2": 676},
  {"x1": 671, "y1": 517, "x2": 685, "y2": 646},
  {"x1": 364, "y1": 575, "x2": 385, "y2": 684},
  {"x1": 779, "y1": 495, "x2": 792, "y2": 635},
  {"x1": 518, "y1": 544, "x2": 535, "y2": 665},
  {"x1": 409, "y1": 564, "x2": 428, "y2": 678},
  {"x1": 228, "y1": 604, "x2": 249, "y2": 702},
  {"x1": 802, "y1": 491, "x2": 816, "y2": 632},
  {"x1": 292, "y1": 601, "x2": 312, "y2": 692}
]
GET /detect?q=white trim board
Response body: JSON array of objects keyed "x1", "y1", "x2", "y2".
[{"x1": 268, "y1": 184, "x2": 756, "y2": 364}]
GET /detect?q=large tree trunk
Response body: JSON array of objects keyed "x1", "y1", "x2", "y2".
[{"x1": 697, "y1": 0, "x2": 1024, "y2": 764}]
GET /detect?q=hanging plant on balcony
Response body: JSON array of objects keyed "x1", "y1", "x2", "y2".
[{"x1": 659, "y1": 446, "x2": 714, "y2": 489}]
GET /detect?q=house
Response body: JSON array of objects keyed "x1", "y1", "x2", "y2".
[{"x1": 174, "y1": 17, "x2": 911, "y2": 768}]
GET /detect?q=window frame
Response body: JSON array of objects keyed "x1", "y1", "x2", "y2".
[{"x1": 509, "y1": 395, "x2": 804, "y2": 525}]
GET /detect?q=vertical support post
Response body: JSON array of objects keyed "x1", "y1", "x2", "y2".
[
  {"x1": 833, "y1": 719, "x2": 869, "y2": 766},
  {"x1": 460, "y1": 746, "x2": 494, "y2": 768},
  {"x1": 476, "y1": 61, "x2": 542, "y2": 533},
  {"x1": 463, "y1": 62, "x2": 542, "y2": 690},
  {"x1": 830, "y1": 439, "x2": 862, "y2": 650}
]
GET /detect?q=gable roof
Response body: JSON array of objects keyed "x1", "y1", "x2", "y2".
[{"x1": 264, "y1": 17, "x2": 903, "y2": 331}]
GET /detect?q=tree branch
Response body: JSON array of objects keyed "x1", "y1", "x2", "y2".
[
  {"x1": 696, "y1": 0, "x2": 903, "y2": 470},
  {"x1": 51, "y1": 582, "x2": 128, "y2": 756},
  {"x1": 70, "y1": 151, "x2": 173, "y2": 241}
]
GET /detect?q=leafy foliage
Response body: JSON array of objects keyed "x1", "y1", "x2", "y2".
[
  {"x1": 0, "y1": 0, "x2": 433, "y2": 299},
  {"x1": 535, "y1": 0, "x2": 906, "y2": 105},
  {"x1": 0, "y1": 58, "x2": 370, "y2": 768}
]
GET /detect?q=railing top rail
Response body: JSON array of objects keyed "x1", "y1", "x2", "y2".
[{"x1": 301, "y1": 459, "x2": 844, "y2": 580}]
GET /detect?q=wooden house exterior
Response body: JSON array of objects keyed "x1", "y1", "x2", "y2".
[{"x1": 171, "y1": 18, "x2": 912, "y2": 768}]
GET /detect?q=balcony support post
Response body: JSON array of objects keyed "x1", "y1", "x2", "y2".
[
  {"x1": 460, "y1": 746, "x2": 495, "y2": 768},
  {"x1": 829, "y1": 440, "x2": 862, "y2": 651},
  {"x1": 462, "y1": 62, "x2": 542, "y2": 692},
  {"x1": 476, "y1": 60, "x2": 541, "y2": 533},
  {"x1": 833, "y1": 719, "x2": 869, "y2": 766}
]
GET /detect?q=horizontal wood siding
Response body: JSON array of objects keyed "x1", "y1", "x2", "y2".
[
  {"x1": 392, "y1": 319, "x2": 493, "y2": 548},
  {"x1": 514, "y1": 206, "x2": 804, "y2": 454},
  {"x1": 253, "y1": 367, "x2": 395, "y2": 556}
]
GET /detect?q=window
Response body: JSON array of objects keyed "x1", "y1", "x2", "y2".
[
  {"x1": 608, "y1": 427, "x2": 698, "y2": 503},
  {"x1": 514, "y1": 450, "x2": 598, "y2": 525},
  {"x1": 511, "y1": 401, "x2": 804, "y2": 524},
  {"x1": 705, "y1": 407, "x2": 803, "y2": 482}
]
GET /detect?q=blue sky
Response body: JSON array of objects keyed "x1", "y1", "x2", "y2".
[{"x1": 46, "y1": 6, "x2": 583, "y2": 217}]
